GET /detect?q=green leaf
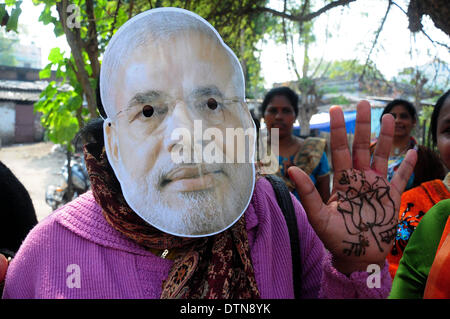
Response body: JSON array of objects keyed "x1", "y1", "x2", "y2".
[
  {"x1": 39, "y1": 63, "x2": 52, "y2": 79},
  {"x1": 5, "y1": 0, "x2": 18, "y2": 7},
  {"x1": 66, "y1": 95, "x2": 83, "y2": 111},
  {"x1": 53, "y1": 22, "x2": 64, "y2": 37},
  {"x1": 0, "y1": 4, "x2": 7, "y2": 25},
  {"x1": 40, "y1": 83, "x2": 58, "y2": 99},
  {"x1": 38, "y1": 4, "x2": 56, "y2": 25},
  {"x1": 39, "y1": 68, "x2": 52, "y2": 79},
  {"x1": 48, "y1": 47, "x2": 64, "y2": 64},
  {"x1": 6, "y1": 2, "x2": 21, "y2": 32},
  {"x1": 55, "y1": 65, "x2": 66, "y2": 82},
  {"x1": 94, "y1": 5, "x2": 103, "y2": 20}
]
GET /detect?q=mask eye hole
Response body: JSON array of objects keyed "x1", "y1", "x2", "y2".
[
  {"x1": 142, "y1": 105, "x2": 154, "y2": 117},
  {"x1": 207, "y1": 98, "x2": 218, "y2": 110}
]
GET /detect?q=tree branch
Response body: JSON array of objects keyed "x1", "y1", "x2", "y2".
[
  {"x1": 420, "y1": 28, "x2": 450, "y2": 50},
  {"x1": 128, "y1": 0, "x2": 134, "y2": 19},
  {"x1": 392, "y1": 1, "x2": 450, "y2": 51},
  {"x1": 281, "y1": 0, "x2": 300, "y2": 81},
  {"x1": 249, "y1": 0, "x2": 355, "y2": 23},
  {"x1": 360, "y1": 0, "x2": 392, "y2": 81},
  {"x1": 108, "y1": 0, "x2": 122, "y2": 40},
  {"x1": 303, "y1": 0, "x2": 355, "y2": 21},
  {"x1": 85, "y1": 0, "x2": 100, "y2": 80},
  {"x1": 57, "y1": 0, "x2": 97, "y2": 118}
]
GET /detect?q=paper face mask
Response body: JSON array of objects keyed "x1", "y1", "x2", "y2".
[{"x1": 100, "y1": 8, "x2": 256, "y2": 237}]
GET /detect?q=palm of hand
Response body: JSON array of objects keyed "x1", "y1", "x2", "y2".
[
  {"x1": 324, "y1": 169, "x2": 398, "y2": 267},
  {"x1": 288, "y1": 101, "x2": 417, "y2": 274}
]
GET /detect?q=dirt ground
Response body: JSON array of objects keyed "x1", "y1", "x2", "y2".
[{"x1": 0, "y1": 142, "x2": 67, "y2": 221}]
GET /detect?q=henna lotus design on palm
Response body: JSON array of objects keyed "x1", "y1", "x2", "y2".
[{"x1": 337, "y1": 169, "x2": 397, "y2": 257}]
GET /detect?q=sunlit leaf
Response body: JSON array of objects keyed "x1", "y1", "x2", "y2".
[
  {"x1": 48, "y1": 47, "x2": 64, "y2": 63},
  {"x1": 6, "y1": 1, "x2": 21, "y2": 32}
]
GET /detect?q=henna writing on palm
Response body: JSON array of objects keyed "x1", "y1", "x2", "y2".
[{"x1": 337, "y1": 169, "x2": 397, "y2": 257}]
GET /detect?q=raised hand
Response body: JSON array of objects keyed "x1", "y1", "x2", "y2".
[{"x1": 288, "y1": 101, "x2": 417, "y2": 274}]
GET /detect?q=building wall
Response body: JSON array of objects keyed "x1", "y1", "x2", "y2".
[
  {"x1": 0, "y1": 65, "x2": 57, "y2": 81},
  {"x1": 0, "y1": 101, "x2": 16, "y2": 145},
  {"x1": 0, "y1": 66, "x2": 51, "y2": 145},
  {"x1": 33, "y1": 111, "x2": 44, "y2": 141},
  {"x1": 14, "y1": 103, "x2": 35, "y2": 143},
  {"x1": 0, "y1": 102, "x2": 43, "y2": 146},
  {"x1": 0, "y1": 69, "x2": 19, "y2": 80}
]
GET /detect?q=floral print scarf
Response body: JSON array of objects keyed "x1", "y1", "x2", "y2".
[{"x1": 83, "y1": 142, "x2": 260, "y2": 299}]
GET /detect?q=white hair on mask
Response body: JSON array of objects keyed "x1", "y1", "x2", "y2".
[{"x1": 100, "y1": 7, "x2": 246, "y2": 118}]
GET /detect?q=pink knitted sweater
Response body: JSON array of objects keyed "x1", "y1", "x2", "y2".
[{"x1": 2, "y1": 178, "x2": 391, "y2": 298}]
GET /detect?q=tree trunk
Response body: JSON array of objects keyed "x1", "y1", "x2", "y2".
[
  {"x1": 407, "y1": 0, "x2": 450, "y2": 36},
  {"x1": 297, "y1": 78, "x2": 320, "y2": 137},
  {"x1": 413, "y1": 69, "x2": 428, "y2": 144},
  {"x1": 56, "y1": 0, "x2": 98, "y2": 119},
  {"x1": 298, "y1": 108, "x2": 312, "y2": 136},
  {"x1": 66, "y1": 149, "x2": 74, "y2": 201},
  {"x1": 84, "y1": 0, "x2": 100, "y2": 80}
]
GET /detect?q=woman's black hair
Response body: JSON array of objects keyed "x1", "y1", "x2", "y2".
[
  {"x1": 96, "y1": 77, "x2": 107, "y2": 119},
  {"x1": 430, "y1": 89, "x2": 450, "y2": 146},
  {"x1": 260, "y1": 86, "x2": 299, "y2": 117},
  {"x1": 74, "y1": 78, "x2": 106, "y2": 155},
  {"x1": 380, "y1": 99, "x2": 417, "y2": 123}
]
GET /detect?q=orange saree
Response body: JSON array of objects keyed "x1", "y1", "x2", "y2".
[
  {"x1": 423, "y1": 216, "x2": 450, "y2": 299},
  {"x1": 387, "y1": 179, "x2": 450, "y2": 279}
]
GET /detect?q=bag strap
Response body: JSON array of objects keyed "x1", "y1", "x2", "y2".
[{"x1": 265, "y1": 174, "x2": 301, "y2": 299}]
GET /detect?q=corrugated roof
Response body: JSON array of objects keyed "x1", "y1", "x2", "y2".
[
  {"x1": 0, "y1": 90, "x2": 41, "y2": 102},
  {"x1": 0, "y1": 79, "x2": 50, "y2": 91},
  {"x1": 0, "y1": 79, "x2": 72, "y2": 102}
]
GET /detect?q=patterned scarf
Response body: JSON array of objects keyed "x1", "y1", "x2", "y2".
[{"x1": 83, "y1": 143, "x2": 260, "y2": 299}]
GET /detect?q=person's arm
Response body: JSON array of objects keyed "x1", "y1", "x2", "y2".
[
  {"x1": 319, "y1": 251, "x2": 392, "y2": 298},
  {"x1": 290, "y1": 193, "x2": 324, "y2": 298},
  {"x1": 291, "y1": 190, "x2": 392, "y2": 299}
]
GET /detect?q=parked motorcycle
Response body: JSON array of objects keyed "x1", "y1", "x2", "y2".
[{"x1": 45, "y1": 152, "x2": 90, "y2": 211}]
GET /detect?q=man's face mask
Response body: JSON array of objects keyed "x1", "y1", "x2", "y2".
[{"x1": 100, "y1": 8, "x2": 256, "y2": 237}]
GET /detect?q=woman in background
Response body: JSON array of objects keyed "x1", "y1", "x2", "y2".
[
  {"x1": 370, "y1": 99, "x2": 445, "y2": 191},
  {"x1": 390, "y1": 89, "x2": 450, "y2": 298},
  {"x1": 261, "y1": 86, "x2": 330, "y2": 203}
]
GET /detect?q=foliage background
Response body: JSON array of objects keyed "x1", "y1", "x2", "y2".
[{"x1": 0, "y1": 0, "x2": 448, "y2": 148}]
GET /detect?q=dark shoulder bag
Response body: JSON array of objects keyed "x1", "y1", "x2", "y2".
[{"x1": 265, "y1": 174, "x2": 302, "y2": 299}]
